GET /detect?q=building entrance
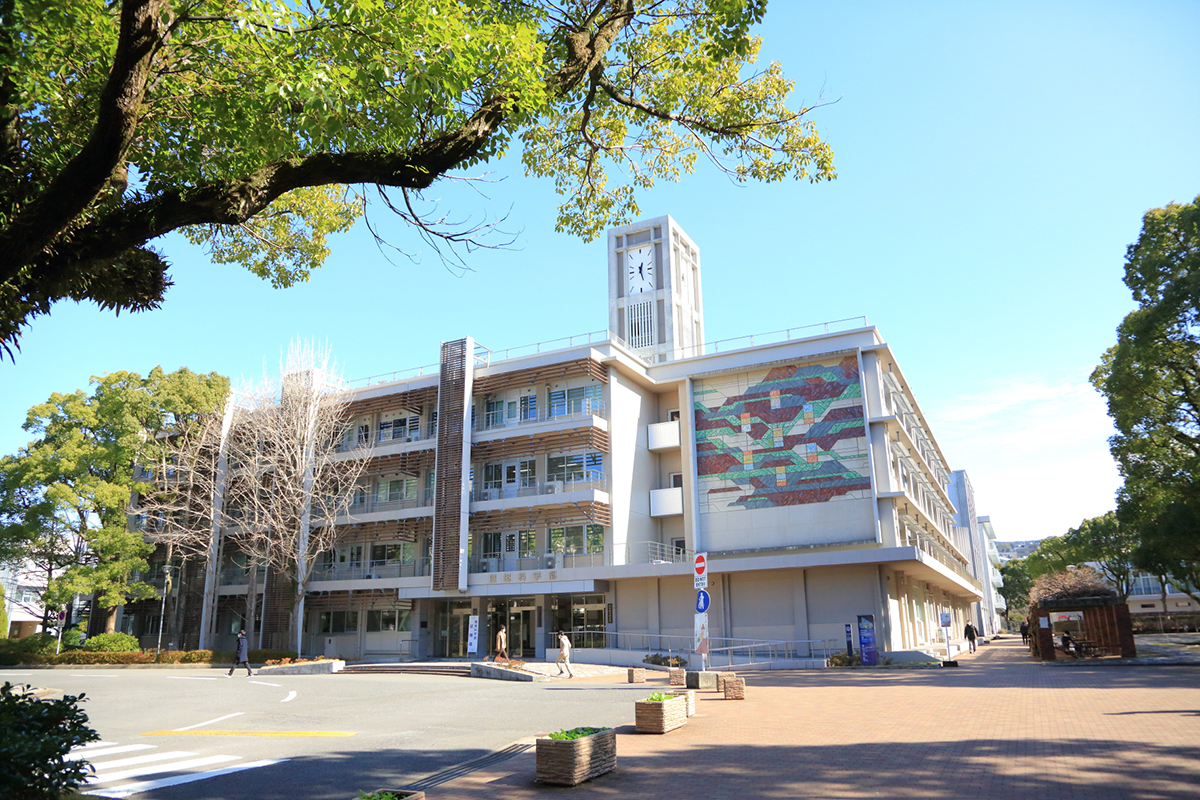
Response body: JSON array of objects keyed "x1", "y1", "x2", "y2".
[{"x1": 434, "y1": 599, "x2": 474, "y2": 658}]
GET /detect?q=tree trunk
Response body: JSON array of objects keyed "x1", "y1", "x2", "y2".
[
  {"x1": 244, "y1": 559, "x2": 258, "y2": 646},
  {"x1": 104, "y1": 605, "x2": 117, "y2": 633}
]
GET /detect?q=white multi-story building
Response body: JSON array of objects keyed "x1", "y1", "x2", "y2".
[{"x1": 127, "y1": 215, "x2": 987, "y2": 663}]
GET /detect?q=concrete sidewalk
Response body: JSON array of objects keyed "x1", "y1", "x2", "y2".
[{"x1": 424, "y1": 637, "x2": 1200, "y2": 800}]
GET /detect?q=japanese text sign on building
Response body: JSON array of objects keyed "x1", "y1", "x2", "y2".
[
  {"x1": 466, "y1": 615, "x2": 479, "y2": 655},
  {"x1": 694, "y1": 552, "x2": 708, "y2": 589}
]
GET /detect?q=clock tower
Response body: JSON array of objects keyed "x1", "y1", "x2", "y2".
[{"x1": 608, "y1": 215, "x2": 705, "y2": 362}]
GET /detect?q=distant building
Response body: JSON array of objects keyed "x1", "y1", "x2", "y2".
[{"x1": 994, "y1": 539, "x2": 1044, "y2": 563}]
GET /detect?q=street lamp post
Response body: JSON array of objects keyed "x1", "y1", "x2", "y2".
[{"x1": 155, "y1": 565, "x2": 171, "y2": 654}]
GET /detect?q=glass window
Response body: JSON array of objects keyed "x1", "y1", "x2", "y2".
[
  {"x1": 367, "y1": 609, "x2": 411, "y2": 632},
  {"x1": 481, "y1": 531, "x2": 501, "y2": 555},
  {"x1": 548, "y1": 453, "x2": 601, "y2": 483},
  {"x1": 484, "y1": 462, "x2": 503, "y2": 490},
  {"x1": 318, "y1": 610, "x2": 359, "y2": 634},
  {"x1": 567, "y1": 385, "x2": 602, "y2": 414},
  {"x1": 518, "y1": 530, "x2": 536, "y2": 557},
  {"x1": 586, "y1": 525, "x2": 605, "y2": 554},
  {"x1": 370, "y1": 542, "x2": 414, "y2": 564},
  {"x1": 548, "y1": 389, "x2": 567, "y2": 417},
  {"x1": 519, "y1": 459, "x2": 536, "y2": 488},
  {"x1": 520, "y1": 394, "x2": 537, "y2": 420}
]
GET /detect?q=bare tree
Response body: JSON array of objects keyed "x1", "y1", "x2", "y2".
[
  {"x1": 133, "y1": 407, "x2": 230, "y2": 648},
  {"x1": 222, "y1": 341, "x2": 368, "y2": 655}
]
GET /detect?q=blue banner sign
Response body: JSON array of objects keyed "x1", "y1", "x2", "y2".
[
  {"x1": 696, "y1": 589, "x2": 711, "y2": 614},
  {"x1": 857, "y1": 614, "x2": 878, "y2": 666}
]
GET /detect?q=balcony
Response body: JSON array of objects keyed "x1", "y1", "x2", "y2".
[
  {"x1": 476, "y1": 400, "x2": 605, "y2": 434},
  {"x1": 346, "y1": 489, "x2": 434, "y2": 518},
  {"x1": 650, "y1": 487, "x2": 684, "y2": 517},
  {"x1": 309, "y1": 558, "x2": 431, "y2": 582},
  {"x1": 218, "y1": 566, "x2": 266, "y2": 587},
  {"x1": 627, "y1": 541, "x2": 693, "y2": 565},
  {"x1": 468, "y1": 550, "x2": 609, "y2": 574},
  {"x1": 469, "y1": 474, "x2": 607, "y2": 505},
  {"x1": 647, "y1": 420, "x2": 681, "y2": 451},
  {"x1": 336, "y1": 425, "x2": 436, "y2": 454}
]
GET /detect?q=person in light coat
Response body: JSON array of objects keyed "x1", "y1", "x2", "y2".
[{"x1": 556, "y1": 631, "x2": 574, "y2": 678}]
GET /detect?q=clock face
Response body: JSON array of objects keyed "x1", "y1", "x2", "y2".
[{"x1": 626, "y1": 245, "x2": 655, "y2": 294}]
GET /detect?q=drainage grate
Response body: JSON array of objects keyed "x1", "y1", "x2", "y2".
[{"x1": 407, "y1": 743, "x2": 533, "y2": 791}]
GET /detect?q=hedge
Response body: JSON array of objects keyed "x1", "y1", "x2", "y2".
[{"x1": 0, "y1": 648, "x2": 297, "y2": 666}]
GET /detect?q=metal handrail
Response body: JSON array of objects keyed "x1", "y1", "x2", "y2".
[
  {"x1": 477, "y1": 399, "x2": 605, "y2": 432},
  {"x1": 550, "y1": 630, "x2": 838, "y2": 665},
  {"x1": 470, "y1": 473, "x2": 607, "y2": 502},
  {"x1": 336, "y1": 426, "x2": 436, "y2": 453},
  {"x1": 309, "y1": 558, "x2": 432, "y2": 582},
  {"x1": 346, "y1": 489, "x2": 435, "y2": 515}
]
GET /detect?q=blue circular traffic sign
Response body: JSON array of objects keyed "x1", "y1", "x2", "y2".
[{"x1": 696, "y1": 589, "x2": 711, "y2": 614}]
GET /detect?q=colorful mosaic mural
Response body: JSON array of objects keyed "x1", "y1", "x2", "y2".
[{"x1": 694, "y1": 356, "x2": 871, "y2": 513}]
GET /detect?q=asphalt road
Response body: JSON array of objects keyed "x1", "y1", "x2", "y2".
[{"x1": 4, "y1": 667, "x2": 654, "y2": 800}]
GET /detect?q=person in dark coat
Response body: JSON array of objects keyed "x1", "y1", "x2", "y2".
[
  {"x1": 1019, "y1": 620, "x2": 1030, "y2": 645},
  {"x1": 964, "y1": 622, "x2": 978, "y2": 653},
  {"x1": 225, "y1": 630, "x2": 254, "y2": 677}
]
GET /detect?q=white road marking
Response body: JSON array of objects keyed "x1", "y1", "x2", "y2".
[
  {"x1": 164, "y1": 676, "x2": 218, "y2": 681},
  {"x1": 70, "y1": 674, "x2": 119, "y2": 677},
  {"x1": 249, "y1": 680, "x2": 281, "y2": 687},
  {"x1": 281, "y1": 691, "x2": 297, "y2": 702},
  {"x1": 87, "y1": 751, "x2": 196, "y2": 771},
  {"x1": 75, "y1": 741, "x2": 116, "y2": 749},
  {"x1": 174, "y1": 712, "x2": 245, "y2": 731},
  {"x1": 1, "y1": 671, "x2": 34, "y2": 675},
  {"x1": 67, "y1": 745, "x2": 156, "y2": 760},
  {"x1": 86, "y1": 754, "x2": 241, "y2": 784},
  {"x1": 82, "y1": 758, "x2": 286, "y2": 798}
]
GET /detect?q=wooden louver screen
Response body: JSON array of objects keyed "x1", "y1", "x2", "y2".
[{"x1": 432, "y1": 339, "x2": 469, "y2": 591}]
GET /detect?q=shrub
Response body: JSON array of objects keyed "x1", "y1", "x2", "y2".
[
  {"x1": 643, "y1": 653, "x2": 688, "y2": 667},
  {"x1": 61, "y1": 627, "x2": 87, "y2": 650},
  {"x1": 642, "y1": 692, "x2": 674, "y2": 702},
  {"x1": 82, "y1": 632, "x2": 140, "y2": 652},
  {"x1": 827, "y1": 651, "x2": 862, "y2": 667},
  {"x1": 0, "y1": 682, "x2": 100, "y2": 800},
  {"x1": 548, "y1": 726, "x2": 610, "y2": 740}
]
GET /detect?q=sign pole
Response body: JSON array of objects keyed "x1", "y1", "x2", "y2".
[{"x1": 693, "y1": 553, "x2": 709, "y2": 669}]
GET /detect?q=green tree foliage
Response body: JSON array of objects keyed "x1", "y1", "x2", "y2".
[
  {"x1": 0, "y1": 682, "x2": 100, "y2": 800},
  {"x1": 997, "y1": 559, "x2": 1032, "y2": 615},
  {"x1": 1092, "y1": 195, "x2": 1200, "y2": 604},
  {"x1": 1023, "y1": 513, "x2": 1137, "y2": 600},
  {"x1": 0, "y1": 0, "x2": 835, "y2": 355},
  {"x1": 0, "y1": 367, "x2": 229, "y2": 630}
]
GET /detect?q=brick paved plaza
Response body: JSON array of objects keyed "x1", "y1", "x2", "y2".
[{"x1": 433, "y1": 638, "x2": 1200, "y2": 800}]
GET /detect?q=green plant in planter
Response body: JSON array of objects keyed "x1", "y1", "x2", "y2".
[
  {"x1": 356, "y1": 792, "x2": 399, "y2": 800},
  {"x1": 644, "y1": 692, "x2": 674, "y2": 702},
  {"x1": 548, "y1": 726, "x2": 610, "y2": 740}
]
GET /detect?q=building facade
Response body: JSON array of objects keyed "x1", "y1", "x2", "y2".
[{"x1": 126, "y1": 215, "x2": 986, "y2": 662}]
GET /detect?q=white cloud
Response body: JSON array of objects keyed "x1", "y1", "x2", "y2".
[{"x1": 923, "y1": 370, "x2": 1121, "y2": 541}]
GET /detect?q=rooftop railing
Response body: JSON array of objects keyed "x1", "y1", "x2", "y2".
[{"x1": 627, "y1": 540, "x2": 694, "y2": 565}]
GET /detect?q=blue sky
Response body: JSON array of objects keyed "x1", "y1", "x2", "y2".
[{"x1": 2, "y1": 2, "x2": 1197, "y2": 541}]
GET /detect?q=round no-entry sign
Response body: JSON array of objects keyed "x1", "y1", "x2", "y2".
[
  {"x1": 694, "y1": 553, "x2": 707, "y2": 577},
  {"x1": 693, "y1": 552, "x2": 708, "y2": 589}
]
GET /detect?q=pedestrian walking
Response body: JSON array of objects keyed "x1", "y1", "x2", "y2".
[
  {"x1": 1019, "y1": 620, "x2": 1030, "y2": 645},
  {"x1": 494, "y1": 624, "x2": 509, "y2": 662},
  {"x1": 556, "y1": 631, "x2": 574, "y2": 678},
  {"x1": 225, "y1": 630, "x2": 253, "y2": 677},
  {"x1": 964, "y1": 622, "x2": 978, "y2": 654}
]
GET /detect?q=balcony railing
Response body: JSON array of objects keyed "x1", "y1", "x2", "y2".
[
  {"x1": 477, "y1": 399, "x2": 605, "y2": 433},
  {"x1": 336, "y1": 425, "x2": 436, "y2": 453},
  {"x1": 218, "y1": 566, "x2": 267, "y2": 586},
  {"x1": 309, "y1": 558, "x2": 431, "y2": 582},
  {"x1": 346, "y1": 489, "x2": 435, "y2": 516},
  {"x1": 470, "y1": 473, "x2": 606, "y2": 503},
  {"x1": 627, "y1": 541, "x2": 694, "y2": 565},
  {"x1": 468, "y1": 550, "x2": 609, "y2": 573}
]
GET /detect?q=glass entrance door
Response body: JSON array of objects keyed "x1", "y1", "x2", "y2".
[{"x1": 434, "y1": 600, "x2": 474, "y2": 657}]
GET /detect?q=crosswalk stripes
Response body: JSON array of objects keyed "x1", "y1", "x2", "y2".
[{"x1": 69, "y1": 741, "x2": 286, "y2": 798}]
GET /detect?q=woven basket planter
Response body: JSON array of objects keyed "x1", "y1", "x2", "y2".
[
  {"x1": 668, "y1": 667, "x2": 686, "y2": 686},
  {"x1": 535, "y1": 728, "x2": 617, "y2": 786},
  {"x1": 669, "y1": 688, "x2": 696, "y2": 716},
  {"x1": 716, "y1": 671, "x2": 737, "y2": 692},
  {"x1": 627, "y1": 667, "x2": 647, "y2": 683},
  {"x1": 723, "y1": 677, "x2": 746, "y2": 700},
  {"x1": 635, "y1": 694, "x2": 688, "y2": 734}
]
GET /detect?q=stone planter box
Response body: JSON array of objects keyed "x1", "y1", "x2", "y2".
[
  {"x1": 716, "y1": 671, "x2": 737, "y2": 692},
  {"x1": 724, "y1": 677, "x2": 746, "y2": 700},
  {"x1": 669, "y1": 688, "x2": 696, "y2": 716},
  {"x1": 686, "y1": 670, "x2": 717, "y2": 690},
  {"x1": 635, "y1": 694, "x2": 688, "y2": 734},
  {"x1": 370, "y1": 790, "x2": 424, "y2": 800},
  {"x1": 668, "y1": 667, "x2": 686, "y2": 686},
  {"x1": 627, "y1": 667, "x2": 646, "y2": 683},
  {"x1": 535, "y1": 728, "x2": 617, "y2": 786}
]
